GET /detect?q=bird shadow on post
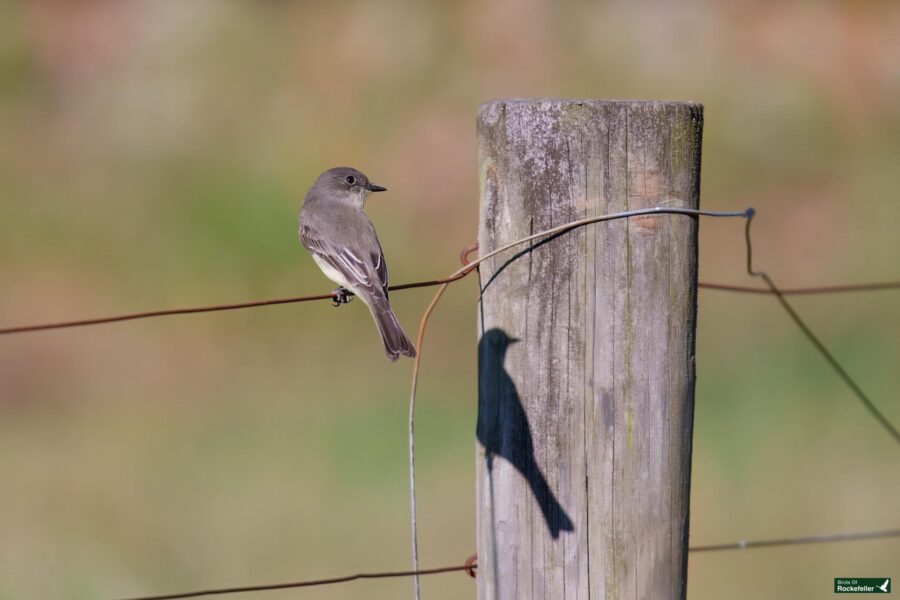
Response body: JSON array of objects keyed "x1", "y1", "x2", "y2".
[{"x1": 477, "y1": 328, "x2": 574, "y2": 539}]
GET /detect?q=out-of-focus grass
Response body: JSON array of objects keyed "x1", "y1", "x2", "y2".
[{"x1": 0, "y1": 2, "x2": 898, "y2": 598}]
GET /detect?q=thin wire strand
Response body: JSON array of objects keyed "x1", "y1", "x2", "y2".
[
  {"x1": 698, "y1": 280, "x2": 900, "y2": 295},
  {"x1": 405, "y1": 245, "x2": 476, "y2": 600},
  {"x1": 689, "y1": 527, "x2": 900, "y2": 553},
  {"x1": 0, "y1": 278, "x2": 467, "y2": 336},
  {"x1": 407, "y1": 282, "x2": 450, "y2": 600},
  {"x1": 447, "y1": 207, "x2": 750, "y2": 279},
  {"x1": 115, "y1": 527, "x2": 900, "y2": 599},
  {"x1": 742, "y1": 210, "x2": 900, "y2": 445}
]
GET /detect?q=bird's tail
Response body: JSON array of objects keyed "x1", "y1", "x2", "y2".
[{"x1": 367, "y1": 298, "x2": 416, "y2": 361}]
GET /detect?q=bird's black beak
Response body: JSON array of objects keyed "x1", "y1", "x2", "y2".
[{"x1": 366, "y1": 183, "x2": 387, "y2": 192}]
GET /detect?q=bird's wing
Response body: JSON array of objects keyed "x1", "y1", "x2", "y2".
[
  {"x1": 300, "y1": 223, "x2": 389, "y2": 299},
  {"x1": 372, "y1": 242, "x2": 389, "y2": 299}
]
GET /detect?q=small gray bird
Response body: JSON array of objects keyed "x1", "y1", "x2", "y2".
[{"x1": 299, "y1": 167, "x2": 416, "y2": 361}]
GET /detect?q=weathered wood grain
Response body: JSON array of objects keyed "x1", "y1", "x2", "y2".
[{"x1": 476, "y1": 99, "x2": 702, "y2": 600}]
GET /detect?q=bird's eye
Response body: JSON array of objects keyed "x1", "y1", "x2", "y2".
[{"x1": 345, "y1": 175, "x2": 356, "y2": 185}]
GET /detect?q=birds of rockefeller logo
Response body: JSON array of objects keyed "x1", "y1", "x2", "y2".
[{"x1": 834, "y1": 578, "x2": 891, "y2": 593}]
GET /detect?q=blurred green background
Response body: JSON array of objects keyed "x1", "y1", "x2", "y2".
[{"x1": 1, "y1": 1, "x2": 898, "y2": 598}]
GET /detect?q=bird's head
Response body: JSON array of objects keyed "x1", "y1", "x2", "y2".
[
  {"x1": 309, "y1": 167, "x2": 386, "y2": 209},
  {"x1": 480, "y1": 329, "x2": 520, "y2": 358}
]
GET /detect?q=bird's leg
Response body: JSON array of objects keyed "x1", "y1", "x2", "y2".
[{"x1": 331, "y1": 287, "x2": 353, "y2": 307}]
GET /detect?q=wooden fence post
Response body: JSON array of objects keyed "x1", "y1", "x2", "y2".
[{"x1": 476, "y1": 99, "x2": 702, "y2": 600}]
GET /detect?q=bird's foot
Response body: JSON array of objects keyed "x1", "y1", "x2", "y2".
[{"x1": 331, "y1": 287, "x2": 353, "y2": 307}]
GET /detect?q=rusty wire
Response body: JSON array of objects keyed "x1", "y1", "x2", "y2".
[
  {"x1": 116, "y1": 563, "x2": 475, "y2": 600},
  {"x1": 0, "y1": 251, "x2": 896, "y2": 337},
  {"x1": 0, "y1": 277, "x2": 468, "y2": 336}
]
